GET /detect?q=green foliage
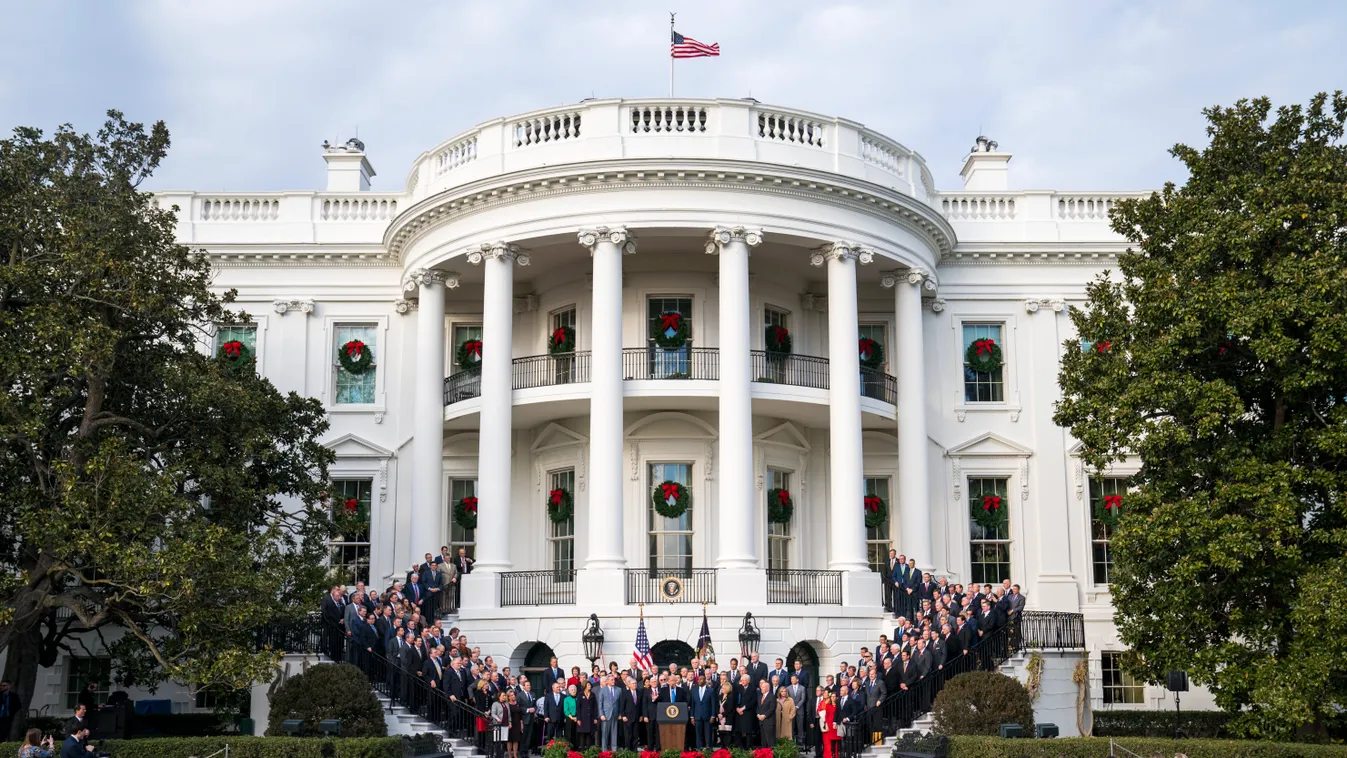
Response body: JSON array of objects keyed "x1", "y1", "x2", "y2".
[
  {"x1": 946, "y1": 735, "x2": 1347, "y2": 758},
  {"x1": 772, "y1": 737, "x2": 800, "y2": 758},
  {"x1": 543, "y1": 738, "x2": 572, "y2": 758},
  {"x1": 1054, "y1": 92, "x2": 1347, "y2": 739},
  {"x1": 930, "y1": 672, "x2": 1034, "y2": 736},
  {"x1": 0, "y1": 737, "x2": 402, "y2": 758},
  {"x1": 266, "y1": 663, "x2": 386, "y2": 738},
  {"x1": 1090, "y1": 708, "x2": 1232, "y2": 738},
  {"x1": 0, "y1": 111, "x2": 333, "y2": 732}
]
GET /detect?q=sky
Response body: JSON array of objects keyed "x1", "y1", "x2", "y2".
[{"x1": 1, "y1": 0, "x2": 1342, "y2": 193}]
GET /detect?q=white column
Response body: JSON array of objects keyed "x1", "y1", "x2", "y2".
[
  {"x1": 706, "y1": 226, "x2": 762, "y2": 571},
  {"x1": 467, "y1": 242, "x2": 528, "y2": 581},
  {"x1": 812, "y1": 242, "x2": 872, "y2": 574},
  {"x1": 884, "y1": 268, "x2": 934, "y2": 570},
  {"x1": 408, "y1": 268, "x2": 453, "y2": 566},
  {"x1": 579, "y1": 227, "x2": 635, "y2": 572}
]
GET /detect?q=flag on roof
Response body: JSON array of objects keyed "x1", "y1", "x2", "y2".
[{"x1": 671, "y1": 30, "x2": 720, "y2": 58}]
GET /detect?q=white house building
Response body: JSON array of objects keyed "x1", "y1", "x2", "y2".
[{"x1": 22, "y1": 98, "x2": 1215, "y2": 721}]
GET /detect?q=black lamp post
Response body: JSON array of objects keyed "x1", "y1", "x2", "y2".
[
  {"x1": 738, "y1": 612, "x2": 760, "y2": 657},
  {"x1": 583, "y1": 613, "x2": 605, "y2": 664}
]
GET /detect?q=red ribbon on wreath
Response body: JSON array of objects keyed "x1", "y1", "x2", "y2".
[
  {"x1": 222, "y1": 340, "x2": 244, "y2": 358},
  {"x1": 972, "y1": 338, "x2": 996, "y2": 356},
  {"x1": 660, "y1": 313, "x2": 682, "y2": 332},
  {"x1": 775, "y1": 489, "x2": 791, "y2": 505},
  {"x1": 463, "y1": 340, "x2": 482, "y2": 358},
  {"x1": 549, "y1": 489, "x2": 565, "y2": 506},
  {"x1": 1095, "y1": 340, "x2": 1111, "y2": 353},
  {"x1": 864, "y1": 495, "x2": 882, "y2": 512},
  {"x1": 344, "y1": 340, "x2": 366, "y2": 358},
  {"x1": 552, "y1": 329, "x2": 568, "y2": 346},
  {"x1": 461, "y1": 496, "x2": 478, "y2": 514},
  {"x1": 661, "y1": 482, "x2": 681, "y2": 503},
  {"x1": 1103, "y1": 494, "x2": 1122, "y2": 513},
  {"x1": 344, "y1": 498, "x2": 358, "y2": 513},
  {"x1": 770, "y1": 326, "x2": 789, "y2": 344},
  {"x1": 982, "y1": 494, "x2": 1003, "y2": 512},
  {"x1": 859, "y1": 338, "x2": 878, "y2": 358}
]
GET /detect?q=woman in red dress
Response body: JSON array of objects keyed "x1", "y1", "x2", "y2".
[{"x1": 816, "y1": 689, "x2": 838, "y2": 758}]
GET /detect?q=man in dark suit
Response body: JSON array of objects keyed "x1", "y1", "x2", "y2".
[
  {"x1": 456, "y1": 548, "x2": 474, "y2": 609},
  {"x1": 0, "y1": 680, "x2": 21, "y2": 742},
  {"x1": 768, "y1": 658, "x2": 788, "y2": 692},
  {"x1": 884, "y1": 551, "x2": 903, "y2": 615},
  {"x1": 746, "y1": 653, "x2": 769, "y2": 691},
  {"x1": 60, "y1": 726, "x2": 89, "y2": 758},
  {"x1": 690, "y1": 674, "x2": 718, "y2": 748},
  {"x1": 418, "y1": 553, "x2": 442, "y2": 621},
  {"x1": 422, "y1": 647, "x2": 445, "y2": 720},
  {"x1": 517, "y1": 677, "x2": 539, "y2": 755},
  {"x1": 618, "y1": 678, "x2": 640, "y2": 749},
  {"x1": 543, "y1": 656, "x2": 566, "y2": 692},
  {"x1": 733, "y1": 674, "x2": 756, "y2": 748},
  {"x1": 320, "y1": 586, "x2": 346, "y2": 661},
  {"x1": 386, "y1": 622, "x2": 405, "y2": 694},
  {"x1": 754, "y1": 680, "x2": 776, "y2": 748},
  {"x1": 402, "y1": 635, "x2": 425, "y2": 712},
  {"x1": 407, "y1": 572, "x2": 425, "y2": 616},
  {"x1": 881, "y1": 657, "x2": 901, "y2": 698},
  {"x1": 542, "y1": 681, "x2": 566, "y2": 742},
  {"x1": 914, "y1": 572, "x2": 937, "y2": 604}
]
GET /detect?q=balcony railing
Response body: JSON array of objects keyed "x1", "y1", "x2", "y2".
[
  {"x1": 751, "y1": 351, "x2": 829, "y2": 389},
  {"x1": 513, "y1": 352, "x2": 592, "y2": 389},
  {"x1": 443, "y1": 366, "x2": 482, "y2": 405},
  {"x1": 625, "y1": 568, "x2": 718, "y2": 604},
  {"x1": 623, "y1": 347, "x2": 719, "y2": 381},
  {"x1": 766, "y1": 569, "x2": 843, "y2": 604},
  {"x1": 501, "y1": 569, "x2": 577, "y2": 606},
  {"x1": 1019, "y1": 609, "x2": 1087, "y2": 649},
  {"x1": 861, "y1": 368, "x2": 897, "y2": 404}
]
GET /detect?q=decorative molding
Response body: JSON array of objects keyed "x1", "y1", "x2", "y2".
[
  {"x1": 704, "y1": 225, "x2": 764, "y2": 254},
  {"x1": 800, "y1": 294, "x2": 828, "y2": 312},
  {"x1": 952, "y1": 459, "x2": 962, "y2": 501},
  {"x1": 577, "y1": 226, "x2": 637, "y2": 254},
  {"x1": 879, "y1": 268, "x2": 935, "y2": 290},
  {"x1": 954, "y1": 409, "x2": 966, "y2": 422},
  {"x1": 578, "y1": 447, "x2": 587, "y2": 492},
  {"x1": 942, "y1": 249, "x2": 1124, "y2": 266},
  {"x1": 926, "y1": 298, "x2": 946, "y2": 313},
  {"x1": 630, "y1": 441, "x2": 640, "y2": 480},
  {"x1": 513, "y1": 295, "x2": 539, "y2": 314},
  {"x1": 704, "y1": 442, "x2": 715, "y2": 481},
  {"x1": 1024, "y1": 297, "x2": 1066, "y2": 314},
  {"x1": 378, "y1": 460, "x2": 389, "y2": 503},
  {"x1": 1019, "y1": 458, "x2": 1030, "y2": 503},
  {"x1": 1009, "y1": 410, "x2": 1021, "y2": 423},
  {"x1": 272, "y1": 299, "x2": 315, "y2": 316},
  {"x1": 809, "y1": 241, "x2": 874, "y2": 267},
  {"x1": 402, "y1": 268, "x2": 460, "y2": 295},
  {"x1": 466, "y1": 241, "x2": 530, "y2": 266},
  {"x1": 373, "y1": 413, "x2": 385, "y2": 425},
  {"x1": 393, "y1": 299, "x2": 419, "y2": 315}
]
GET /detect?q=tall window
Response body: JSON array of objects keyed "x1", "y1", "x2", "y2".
[
  {"x1": 551, "y1": 308, "x2": 578, "y2": 383},
  {"x1": 763, "y1": 307, "x2": 790, "y2": 382},
  {"x1": 65, "y1": 656, "x2": 111, "y2": 709},
  {"x1": 858, "y1": 323, "x2": 888, "y2": 400},
  {"x1": 647, "y1": 296, "x2": 693, "y2": 378},
  {"x1": 962, "y1": 323, "x2": 1005, "y2": 402},
  {"x1": 215, "y1": 324, "x2": 257, "y2": 356},
  {"x1": 549, "y1": 469, "x2": 576, "y2": 580},
  {"x1": 968, "y1": 477, "x2": 1011, "y2": 584},
  {"x1": 449, "y1": 479, "x2": 477, "y2": 559},
  {"x1": 648, "y1": 462, "x2": 692, "y2": 573},
  {"x1": 334, "y1": 324, "x2": 377, "y2": 404},
  {"x1": 1101, "y1": 652, "x2": 1144, "y2": 704},
  {"x1": 864, "y1": 477, "x2": 892, "y2": 573},
  {"x1": 329, "y1": 478, "x2": 372, "y2": 585},
  {"x1": 766, "y1": 468, "x2": 792, "y2": 572},
  {"x1": 452, "y1": 324, "x2": 483, "y2": 374},
  {"x1": 1090, "y1": 478, "x2": 1126, "y2": 585}
]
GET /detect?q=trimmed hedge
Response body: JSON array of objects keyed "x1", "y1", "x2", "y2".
[
  {"x1": 947, "y1": 735, "x2": 1347, "y2": 758},
  {"x1": 1090, "y1": 708, "x2": 1232, "y2": 738},
  {"x1": 931, "y1": 672, "x2": 1034, "y2": 736},
  {"x1": 0, "y1": 737, "x2": 401, "y2": 757},
  {"x1": 266, "y1": 662, "x2": 386, "y2": 738}
]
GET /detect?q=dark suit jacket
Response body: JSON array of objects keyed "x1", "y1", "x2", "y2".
[
  {"x1": 734, "y1": 689, "x2": 756, "y2": 734},
  {"x1": 929, "y1": 640, "x2": 948, "y2": 670},
  {"x1": 543, "y1": 666, "x2": 567, "y2": 691},
  {"x1": 690, "y1": 685, "x2": 718, "y2": 719},
  {"x1": 321, "y1": 595, "x2": 344, "y2": 626},
  {"x1": 755, "y1": 691, "x2": 775, "y2": 734},
  {"x1": 618, "y1": 688, "x2": 639, "y2": 721},
  {"x1": 657, "y1": 684, "x2": 687, "y2": 704},
  {"x1": 792, "y1": 668, "x2": 810, "y2": 692},
  {"x1": 458, "y1": 555, "x2": 475, "y2": 575},
  {"x1": 402, "y1": 645, "x2": 425, "y2": 679},
  {"x1": 747, "y1": 661, "x2": 769, "y2": 689},
  {"x1": 60, "y1": 736, "x2": 85, "y2": 758},
  {"x1": 881, "y1": 664, "x2": 901, "y2": 694},
  {"x1": 836, "y1": 694, "x2": 863, "y2": 723},
  {"x1": 640, "y1": 693, "x2": 661, "y2": 723},
  {"x1": 422, "y1": 656, "x2": 445, "y2": 689},
  {"x1": 914, "y1": 581, "x2": 936, "y2": 602}
]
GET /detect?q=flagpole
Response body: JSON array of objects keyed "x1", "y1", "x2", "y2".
[{"x1": 669, "y1": 12, "x2": 675, "y2": 97}]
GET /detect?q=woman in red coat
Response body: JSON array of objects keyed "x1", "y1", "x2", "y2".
[{"x1": 816, "y1": 689, "x2": 839, "y2": 758}]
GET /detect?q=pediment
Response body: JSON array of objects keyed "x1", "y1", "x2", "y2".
[
  {"x1": 325, "y1": 433, "x2": 393, "y2": 459},
  {"x1": 945, "y1": 432, "x2": 1033, "y2": 458},
  {"x1": 531, "y1": 422, "x2": 588, "y2": 453},
  {"x1": 754, "y1": 422, "x2": 810, "y2": 452}
]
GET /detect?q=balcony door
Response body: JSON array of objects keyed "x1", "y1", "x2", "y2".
[
  {"x1": 648, "y1": 462, "x2": 693, "y2": 574},
  {"x1": 646, "y1": 296, "x2": 692, "y2": 378}
]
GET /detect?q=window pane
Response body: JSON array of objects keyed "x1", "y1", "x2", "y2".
[
  {"x1": 335, "y1": 324, "x2": 377, "y2": 404},
  {"x1": 66, "y1": 657, "x2": 111, "y2": 710},
  {"x1": 216, "y1": 324, "x2": 257, "y2": 353},
  {"x1": 1102, "y1": 652, "x2": 1145, "y2": 705},
  {"x1": 328, "y1": 478, "x2": 372, "y2": 585},
  {"x1": 766, "y1": 469, "x2": 791, "y2": 571},
  {"x1": 765, "y1": 308, "x2": 789, "y2": 329},
  {"x1": 647, "y1": 297, "x2": 693, "y2": 378},
  {"x1": 649, "y1": 462, "x2": 692, "y2": 571},
  {"x1": 864, "y1": 477, "x2": 891, "y2": 572},
  {"x1": 550, "y1": 469, "x2": 576, "y2": 579},
  {"x1": 962, "y1": 323, "x2": 1005, "y2": 403},
  {"x1": 450, "y1": 479, "x2": 477, "y2": 559},
  {"x1": 1089, "y1": 477, "x2": 1125, "y2": 586},
  {"x1": 452, "y1": 325, "x2": 483, "y2": 374},
  {"x1": 968, "y1": 477, "x2": 1011, "y2": 584}
]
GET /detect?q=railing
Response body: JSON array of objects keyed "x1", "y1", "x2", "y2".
[
  {"x1": 500, "y1": 569, "x2": 577, "y2": 606},
  {"x1": 199, "y1": 197, "x2": 280, "y2": 221},
  {"x1": 1019, "y1": 609, "x2": 1086, "y2": 650},
  {"x1": 1057, "y1": 194, "x2": 1119, "y2": 221},
  {"x1": 622, "y1": 347, "x2": 719, "y2": 381},
  {"x1": 514, "y1": 111, "x2": 582, "y2": 147},
  {"x1": 941, "y1": 194, "x2": 1017, "y2": 221},
  {"x1": 435, "y1": 134, "x2": 478, "y2": 176},
  {"x1": 861, "y1": 369, "x2": 897, "y2": 405},
  {"x1": 319, "y1": 197, "x2": 398, "y2": 221},
  {"x1": 860, "y1": 134, "x2": 906, "y2": 175},
  {"x1": 766, "y1": 569, "x2": 843, "y2": 605},
  {"x1": 757, "y1": 110, "x2": 826, "y2": 147},
  {"x1": 513, "y1": 352, "x2": 591, "y2": 390},
  {"x1": 624, "y1": 568, "x2": 717, "y2": 604},
  {"x1": 751, "y1": 351, "x2": 829, "y2": 390},
  {"x1": 631, "y1": 104, "x2": 709, "y2": 133},
  {"x1": 256, "y1": 612, "x2": 325, "y2": 657},
  {"x1": 444, "y1": 367, "x2": 482, "y2": 405}
]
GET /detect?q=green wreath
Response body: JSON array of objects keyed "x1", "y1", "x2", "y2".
[
  {"x1": 971, "y1": 493, "x2": 1008, "y2": 529},
  {"x1": 652, "y1": 480, "x2": 690, "y2": 519},
  {"x1": 548, "y1": 326, "x2": 576, "y2": 355},
  {"x1": 1094, "y1": 493, "x2": 1122, "y2": 526},
  {"x1": 767, "y1": 488, "x2": 794, "y2": 524},
  {"x1": 864, "y1": 494, "x2": 887, "y2": 529},
  {"x1": 652, "y1": 312, "x2": 690, "y2": 349},
  {"x1": 218, "y1": 340, "x2": 252, "y2": 373},
  {"x1": 765, "y1": 325, "x2": 792, "y2": 355},
  {"x1": 453, "y1": 496, "x2": 479, "y2": 530},
  {"x1": 338, "y1": 339, "x2": 375, "y2": 374},
  {"x1": 456, "y1": 339, "x2": 483, "y2": 367},
  {"x1": 965, "y1": 338, "x2": 1004, "y2": 374},
  {"x1": 859, "y1": 337, "x2": 884, "y2": 370},
  {"x1": 546, "y1": 487, "x2": 574, "y2": 524}
]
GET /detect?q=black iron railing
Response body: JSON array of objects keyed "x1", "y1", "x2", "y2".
[
  {"x1": 624, "y1": 568, "x2": 718, "y2": 604},
  {"x1": 501, "y1": 569, "x2": 577, "y2": 606},
  {"x1": 256, "y1": 612, "x2": 326, "y2": 657},
  {"x1": 751, "y1": 351, "x2": 830, "y2": 389},
  {"x1": 513, "y1": 352, "x2": 592, "y2": 390},
  {"x1": 766, "y1": 569, "x2": 843, "y2": 604},
  {"x1": 623, "y1": 347, "x2": 719, "y2": 380},
  {"x1": 444, "y1": 367, "x2": 482, "y2": 405},
  {"x1": 1020, "y1": 609, "x2": 1087, "y2": 650},
  {"x1": 860, "y1": 368, "x2": 897, "y2": 404}
]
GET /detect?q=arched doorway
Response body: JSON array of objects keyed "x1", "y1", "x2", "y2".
[
  {"x1": 522, "y1": 642, "x2": 557, "y2": 695},
  {"x1": 650, "y1": 639, "x2": 696, "y2": 670},
  {"x1": 787, "y1": 641, "x2": 820, "y2": 693}
]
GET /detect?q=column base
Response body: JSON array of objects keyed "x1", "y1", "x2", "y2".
[
  {"x1": 460, "y1": 571, "x2": 501, "y2": 612},
  {"x1": 841, "y1": 570, "x2": 882, "y2": 610},
  {"x1": 576, "y1": 567, "x2": 628, "y2": 609},
  {"x1": 1033, "y1": 574, "x2": 1082, "y2": 612},
  {"x1": 716, "y1": 567, "x2": 767, "y2": 607}
]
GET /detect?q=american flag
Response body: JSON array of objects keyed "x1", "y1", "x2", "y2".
[
  {"x1": 633, "y1": 617, "x2": 655, "y2": 673},
  {"x1": 671, "y1": 30, "x2": 720, "y2": 58}
]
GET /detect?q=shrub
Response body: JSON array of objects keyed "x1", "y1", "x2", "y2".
[
  {"x1": 931, "y1": 671, "x2": 1034, "y2": 736},
  {"x1": 265, "y1": 662, "x2": 387, "y2": 738},
  {"x1": 946, "y1": 735, "x2": 1347, "y2": 758},
  {"x1": 1090, "y1": 708, "x2": 1232, "y2": 738},
  {"x1": 0, "y1": 736, "x2": 401, "y2": 758}
]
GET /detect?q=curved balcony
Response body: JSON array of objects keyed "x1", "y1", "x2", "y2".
[{"x1": 442, "y1": 349, "x2": 896, "y2": 407}]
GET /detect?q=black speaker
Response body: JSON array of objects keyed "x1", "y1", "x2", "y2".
[
  {"x1": 1167, "y1": 670, "x2": 1189, "y2": 692},
  {"x1": 999, "y1": 723, "x2": 1024, "y2": 738},
  {"x1": 1036, "y1": 723, "x2": 1059, "y2": 738}
]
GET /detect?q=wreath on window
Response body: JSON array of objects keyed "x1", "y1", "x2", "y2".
[
  {"x1": 859, "y1": 338, "x2": 884, "y2": 370},
  {"x1": 767, "y1": 488, "x2": 793, "y2": 524},
  {"x1": 456, "y1": 339, "x2": 483, "y2": 367},
  {"x1": 338, "y1": 339, "x2": 375, "y2": 374},
  {"x1": 548, "y1": 326, "x2": 576, "y2": 355},
  {"x1": 652, "y1": 312, "x2": 690, "y2": 349},
  {"x1": 965, "y1": 338, "x2": 1004, "y2": 374},
  {"x1": 971, "y1": 493, "x2": 1008, "y2": 529},
  {"x1": 453, "y1": 496, "x2": 479, "y2": 530},
  {"x1": 546, "y1": 488, "x2": 574, "y2": 524},
  {"x1": 218, "y1": 340, "x2": 252, "y2": 372},
  {"x1": 1095, "y1": 494, "x2": 1122, "y2": 526},
  {"x1": 652, "y1": 481, "x2": 690, "y2": 519},
  {"x1": 864, "y1": 495, "x2": 887, "y2": 529},
  {"x1": 765, "y1": 325, "x2": 792, "y2": 355}
]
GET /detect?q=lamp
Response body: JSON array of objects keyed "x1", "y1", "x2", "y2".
[
  {"x1": 280, "y1": 719, "x2": 304, "y2": 736},
  {"x1": 582, "y1": 614, "x2": 605, "y2": 663},
  {"x1": 737, "y1": 612, "x2": 760, "y2": 656},
  {"x1": 319, "y1": 719, "x2": 341, "y2": 737}
]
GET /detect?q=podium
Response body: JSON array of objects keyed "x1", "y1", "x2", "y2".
[{"x1": 657, "y1": 702, "x2": 688, "y2": 752}]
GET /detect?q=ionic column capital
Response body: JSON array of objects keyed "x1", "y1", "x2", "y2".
[
  {"x1": 704, "y1": 226, "x2": 763, "y2": 254},
  {"x1": 403, "y1": 268, "x2": 460, "y2": 295},
  {"x1": 810, "y1": 241, "x2": 874, "y2": 267},
  {"x1": 578, "y1": 226, "x2": 637, "y2": 254},
  {"x1": 466, "y1": 242, "x2": 530, "y2": 267},
  {"x1": 272, "y1": 298, "x2": 315, "y2": 315},
  {"x1": 1023, "y1": 297, "x2": 1066, "y2": 314},
  {"x1": 880, "y1": 268, "x2": 937, "y2": 291}
]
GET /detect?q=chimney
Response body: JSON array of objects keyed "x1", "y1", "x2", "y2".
[
  {"x1": 322, "y1": 137, "x2": 376, "y2": 191},
  {"x1": 959, "y1": 136, "x2": 1011, "y2": 191}
]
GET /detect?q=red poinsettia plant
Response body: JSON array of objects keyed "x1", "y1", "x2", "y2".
[{"x1": 754, "y1": 748, "x2": 775, "y2": 758}]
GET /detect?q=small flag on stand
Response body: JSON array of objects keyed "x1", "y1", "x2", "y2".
[
  {"x1": 697, "y1": 603, "x2": 715, "y2": 662},
  {"x1": 633, "y1": 605, "x2": 655, "y2": 673}
]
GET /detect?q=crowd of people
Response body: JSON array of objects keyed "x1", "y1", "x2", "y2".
[{"x1": 315, "y1": 546, "x2": 1028, "y2": 758}]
